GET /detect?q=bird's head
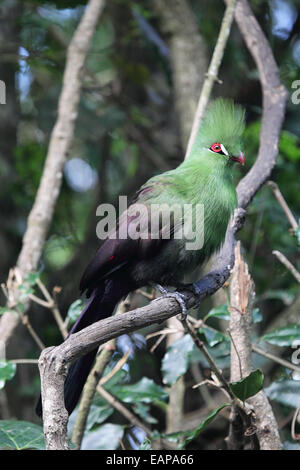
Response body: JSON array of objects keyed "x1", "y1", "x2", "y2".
[{"x1": 191, "y1": 98, "x2": 245, "y2": 166}]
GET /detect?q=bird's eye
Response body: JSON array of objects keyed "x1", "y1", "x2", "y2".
[
  {"x1": 209, "y1": 143, "x2": 228, "y2": 155},
  {"x1": 210, "y1": 143, "x2": 221, "y2": 152}
]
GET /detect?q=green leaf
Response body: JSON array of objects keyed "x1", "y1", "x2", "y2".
[
  {"x1": 86, "y1": 404, "x2": 114, "y2": 431},
  {"x1": 163, "y1": 403, "x2": 230, "y2": 449},
  {"x1": 230, "y1": 369, "x2": 264, "y2": 401},
  {"x1": 191, "y1": 339, "x2": 231, "y2": 370},
  {"x1": 0, "y1": 420, "x2": 45, "y2": 450},
  {"x1": 265, "y1": 380, "x2": 300, "y2": 408},
  {"x1": 0, "y1": 307, "x2": 10, "y2": 316},
  {"x1": 102, "y1": 366, "x2": 128, "y2": 388},
  {"x1": 252, "y1": 308, "x2": 263, "y2": 323},
  {"x1": 261, "y1": 324, "x2": 300, "y2": 347},
  {"x1": 0, "y1": 361, "x2": 16, "y2": 390},
  {"x1": 66, "y1": 299, "x2": 85, "y2": 326},
  {"x1": 294, "y1": 226, "x2": 300, "y2": 245},
  {"x1": 16, "y1": 302, "x2": 26, "y2": 314},
  {"x1": 198, "y1": 327, "x2": 229, "y2": 347},
  {"x1": 261, "y1": 289, "x2": 295, "y2": 306},
  {"x1": 24, "y1": 272, "x2": 40, "y2": 286},
  {"x1": 133, "y1": 402, "x2": 158, "y2": 424},
  {"x1": 109, "y1": 377, "x2": 168, "y2": 404},
  {"x1": 161, "y1": 334, "x2": 194, "y2": 385},
  {"x1": 17, "y1": 284, "x2": 34, "y2": 299},
  {"x1": 81, "y1": 423, "x2": 124, "y2": 450},
  {"x1": 203, "y1": 304, "x2": 230, "y2": 322},
  {"x1": 279, "y1": 130, "x2": 300, "y2": 162},
  {"x1": 139, "y1": 437, "x2": 152, "y2": 450}
]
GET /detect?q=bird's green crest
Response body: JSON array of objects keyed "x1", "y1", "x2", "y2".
[{"x1": 190, "y1": 98, "x2": 245, "y2": 159}]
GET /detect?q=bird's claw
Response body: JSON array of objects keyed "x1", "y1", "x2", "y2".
[
  {"x1": 170, "y1": 282, "x2": 203, "y2": 309},
  {"x1": 154, "y1": 284, "x2": 188, "y2": 321}
]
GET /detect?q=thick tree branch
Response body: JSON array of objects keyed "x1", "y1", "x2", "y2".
[
  {"x1": 233, "y1": 0, "x2": 288, "y2": 208},
  {"x1": 228, "y1": 244, "x2": 282, "y2": 450},
  {"x1": 0, "y1": 0, "x2": 106, "y2": 346}
]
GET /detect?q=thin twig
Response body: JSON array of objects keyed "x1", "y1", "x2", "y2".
[
  {"x1": 99, "y1": 349, "x2": 130, "y2": 386},
  {"x1": 119, "y1": 438, "x2": 126, "y2": 450},
  {"x1": 181, "y1": 316, "x2": 234, "y2": 400},
  {"x1": 268, "y1": 181, "x2": 298, "y2": 231},
  {"x1": 227, "y1": 328, "x2": 243, "y2": 380},
  {"x1": 36, "y1": 278, "x2": 68, "y2": 339},
  {"x1": 149, "y1": 333, "x2": 166, "y2": 354},
  {"x1": 136, "y1": 289, "x2": 156, "y2": 301},
  {"x1": 190, "y1": 363, "x2": 215, "y2": 408},
  {"x1": 185, "y1": 0, "x2": 238, "y2": 157},
  {"x1": 28, "y1": 294, "x2": 50, "y2": 309},
  {"x1": 96, "y1": 385, "x2": 152, "y2": 437},
  {"x1": 272, "y1": 250, "x2": 300, "y2": 283},
  {"x1": 291, "y1": 404, "x2": 300, "y2": 441},
  {"x1": 22, "y1": 315, "x2": 45, "y2": 350},
  {"x1": 252, "y1": 344, "x2": 300, "y2": 374},
  {"x1": 146, "y1": 327, "x2": 181, "y2": 339}
]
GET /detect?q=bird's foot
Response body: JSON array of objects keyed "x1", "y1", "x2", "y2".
[
  {"x1": 154, "y1": 284, "x2": 188, "y2": 321},
  {"x1": 170, "y1": 282, "x2": 203, "y2": 308}
]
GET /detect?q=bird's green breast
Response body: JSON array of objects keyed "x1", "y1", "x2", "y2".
[
  {"x1": 133, "y1": 157, "x2": 237, "y2": 281},
  {"x1": 168, "y1": 161, "x2": 237, "y2": 274}
]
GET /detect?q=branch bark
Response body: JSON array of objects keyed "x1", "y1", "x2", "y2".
[
  {"x1": 227, "y1": 243, "x2": 283, "y2": 450},
  {"x1": 233, "y1": 0, "x2": 288, "y2": 209},
  {"x1": 0, "y1": 0, "x2": 106, "y2": 346},
  {"x1": 225, "y1": 0, "x2": 288, "y2": 451}
]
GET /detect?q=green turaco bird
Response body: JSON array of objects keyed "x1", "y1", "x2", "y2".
[{"x1": 36, "y1": 98, "x2": 245, "y2": 417}]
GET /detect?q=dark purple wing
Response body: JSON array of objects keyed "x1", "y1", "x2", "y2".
[{"x1": 79, "y1": 179, "x2": 179, "y2": 295}]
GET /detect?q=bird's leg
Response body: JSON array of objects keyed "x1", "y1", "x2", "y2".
[{"x1": 152, "y1": 284, "x2": 188, "y2": 320}]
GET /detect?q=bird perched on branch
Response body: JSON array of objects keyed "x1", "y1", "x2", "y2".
[{"x1": 36, "y1": 98, "x2": 245, "y2": 417}]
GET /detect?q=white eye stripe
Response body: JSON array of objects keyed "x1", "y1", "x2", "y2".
[{"x1": 220, "y1": 144, "x2": 228, "y2": 155}]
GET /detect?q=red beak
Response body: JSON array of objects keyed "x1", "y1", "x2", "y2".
[{"x1": 229, "y1": 151, "x2": 245, "y2": 165}]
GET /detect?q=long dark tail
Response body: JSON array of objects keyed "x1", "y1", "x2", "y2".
[{"x1": 36, "y1": 276, "x2": 133, "y2": 417}]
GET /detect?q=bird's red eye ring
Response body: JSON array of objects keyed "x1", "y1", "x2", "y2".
[{"x1": 210, "y1": 143, "x2": 222, "y2": 153}]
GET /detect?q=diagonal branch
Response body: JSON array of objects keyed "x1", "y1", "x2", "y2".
[
  {"x1": 0, "y1": 0, "x2": 106, "y2": 347},
  {"x1": 233, "y1": 0, "x2": 288, "y2": 208}
]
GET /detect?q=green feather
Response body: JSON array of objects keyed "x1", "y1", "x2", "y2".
[
  {"x1": 189, "y1": 98, "x2": 245, "y2": 160},
  {"x1": 133, "y1": 98, "x2": 245, "y2": 280}
]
